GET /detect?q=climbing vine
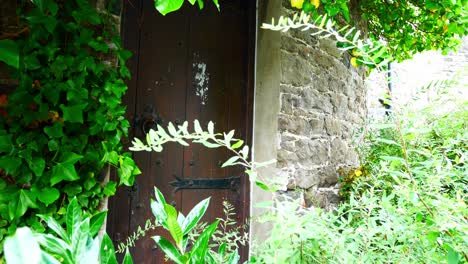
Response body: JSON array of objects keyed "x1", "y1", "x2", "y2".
[{"x1": 0, "y1": 0, "x2": 139, "y2": 252}]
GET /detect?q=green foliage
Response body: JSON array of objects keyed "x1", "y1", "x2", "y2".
[
  {"x1": 0, "y1": 0, "x2": 139, "y2": 254},
  {"x1": 130, "y1": 120, "x2": 277, "y2": 190},
  {"x1": 0, "y1": 40, "x2": 19, "y2": 69},
  {"x1": 263, "y1": 13, "x2": 392, "y2": 71},
  {"x1": 3, "y1": 197, "x2": 127, "y2": 264},
  {"x1": 150, "y1": 187, "x2": 240, "y2": 264},
  {"x1": 189, "y1": 201, "x2": 248, "y2": 263},
  {"x1": 250, "y1": 85, "x2": 468, "y2": 263},
  {"x1": 290, "y1": 0, "x2": 467, "y2": 62},
  {"x1": 360, "y1": 0, "x2": 467, "y2": 61},
  {"x1": 154, "y1": 0, "x2": 219, "y2": 16}
]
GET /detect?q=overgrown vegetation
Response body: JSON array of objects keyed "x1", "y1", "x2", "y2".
[
  {"x1": 0, "y1": 0, "x2": 467, "y2": 263},
  {"x1": 289, "y1": 0, "x2": 467, "y2": 62},
  {"x1": 0, "y1": 0, "x2": 139, "y2": 254},
  {"x1": 250, "y1": 85, "x2": 468, "y2": 263}
]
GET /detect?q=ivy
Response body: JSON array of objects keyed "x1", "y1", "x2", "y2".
[{"x1": 0, "y1": 0, "x2": 140, "y2": 252}]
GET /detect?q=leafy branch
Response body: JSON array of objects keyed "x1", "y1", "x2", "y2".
[
  {"x1": 130, "y1": 120, "x2": 277, "y2": 191},
  {"x1": 261, "y1": 12, "x2": 393, "y2": 71}
]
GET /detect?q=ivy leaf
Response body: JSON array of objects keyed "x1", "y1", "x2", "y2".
[
  {"x1": 60, "y1": 104, "x2": 86, "y2": 123},
  {"x1": 0, "y1": 157, "x2": 22, "y2": 175},
  {"x1": 61, "y1": 152, "x2": 83, "y2": 164},
  {"x1": 118, "y1": 156, "x2": 140, "y2": 186},
  {"x1": 0, "y1": 134, "x2": 13, "y2": 152},
  {"x1": 28, "y1": 157, "x2": 45, "y2": 177},
  {"x1": 50, "y1": 163, "x2": 79, "y2": 186},
  {"x1": 15, "y1": 190, "x2": 38, "y2": 218},
  {"x1": 37, "y1": 187, "x2": 60, "y2": 206},
  {"x1": 44, "y1": 123, "x2": 64, "y2": 138},
  {"x1": 0, "y1": 40, "x2": 19, "y2": 69},
  {"x1": 154, "y1": 0, "x2": 184, "y2": 16}
]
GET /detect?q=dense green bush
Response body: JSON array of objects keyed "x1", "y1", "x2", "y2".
[
  {"x1": 0, "y1": 0, "x2": 139, "y2": 254},
  {"x1": 250, "y1": 87, "x2": 467, "y2": 263}
]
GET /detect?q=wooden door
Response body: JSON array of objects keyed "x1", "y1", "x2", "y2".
[{"x1": 107, "y1": 0, "x2": 255, "y2": 263}]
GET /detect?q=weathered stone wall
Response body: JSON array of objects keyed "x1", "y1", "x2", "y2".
[{"x1": 275, "y1": 1, "x2": 367, "y2": 208}]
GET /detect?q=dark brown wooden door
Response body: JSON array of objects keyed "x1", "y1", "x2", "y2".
[{"x1": 107, "y1": 0, "x2": 255, "y2": 263}]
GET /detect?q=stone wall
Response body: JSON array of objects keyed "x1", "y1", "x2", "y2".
[{"x1": 275, "y1": 1, "x2": 367, "y2": 208}]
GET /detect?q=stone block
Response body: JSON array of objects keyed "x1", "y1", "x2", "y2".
[
  {"x1": 325, "y1": 118, "x2": 341, "y2": 136},
  {"x1": 281, "y1": 52, "x2": 314, "y2": 86}
]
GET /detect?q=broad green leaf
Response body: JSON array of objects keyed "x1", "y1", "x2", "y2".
[
  {"x1": 16, "y1": 190, "x2": 37, "y2": 218},
  {"x1": 79, "y1": 236, "x2": 100, "y2": 264},
  {"x1": 122, "y1": 249, "x2": 134, "y2": 264},
  {"x1": 0, "y1": 39, "x2": 19, "y2": 69},
  {"x1": 66, "y1": 198, "x2": 82, "y2": 237},
  {"x1": 4, "y1": 227, "x2": 42, "y2": 264},
  {"x1": 100, "y1": 234, "x2": 118, "y2": 264},
  {"x1": 164, "y1": 204, "x2": 184, "y2": 250},
  {"x1": 37, "y1": 187, "x2": 60, "y2": 206},
  {"x1": 36, "y1": 234, "x2": 73, "y2": 264},
  {"x1": 154, "y1": 187, "x2": 167, "y2": 205},
  {"x1": 0, "y1": 156, "x2": 22, "y2": 175},
  {"x1": 190, "y1": 220, "x2": 219, "y2": 261},
  {"x1": 61, "y1": 152, "x2": 83, "y2": 164},
  {"x1": 151, "y1": 199, "x2": 168, "y2": 228},
  {"x1": 50, "y1": 163, "x2": 79, "y2": 185},
  {"x1": 0, "y1": 134, "x2": 13, "y2": 152},
  {"x1": 182, "y1": 197, "x2": 210, "y2": 235},
  {"x1": 71, "y1": 219, "x2": 91, "y2": 260},
  {"x1": 44, "y1": 123, "x2": 64, "y2": 138},
  {"x1": 41, "y1": 252, "x2": 61, "y2": 264},
  {"x1": 28, "y1": 157, "x2": 46, "y2": 177},
  {"x1": 60, "y1": 104, "x2": 86, "y2": 123},
  {"x1": 152, "y1": 236, "x2": 182, "y2": 264},
  {"x1": 38, "y1": 215, "x2": 71, "y2": 243},
  {"x1": 154, "y1": 0, "x2": 184, "y2": 16},
  {"x1": 89, "y1": 211, "x2": 107, "y2": 237}
]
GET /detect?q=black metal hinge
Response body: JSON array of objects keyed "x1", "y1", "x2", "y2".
[{"x1": 170, "y1": 176, "x2": 241, "y2": 192}]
